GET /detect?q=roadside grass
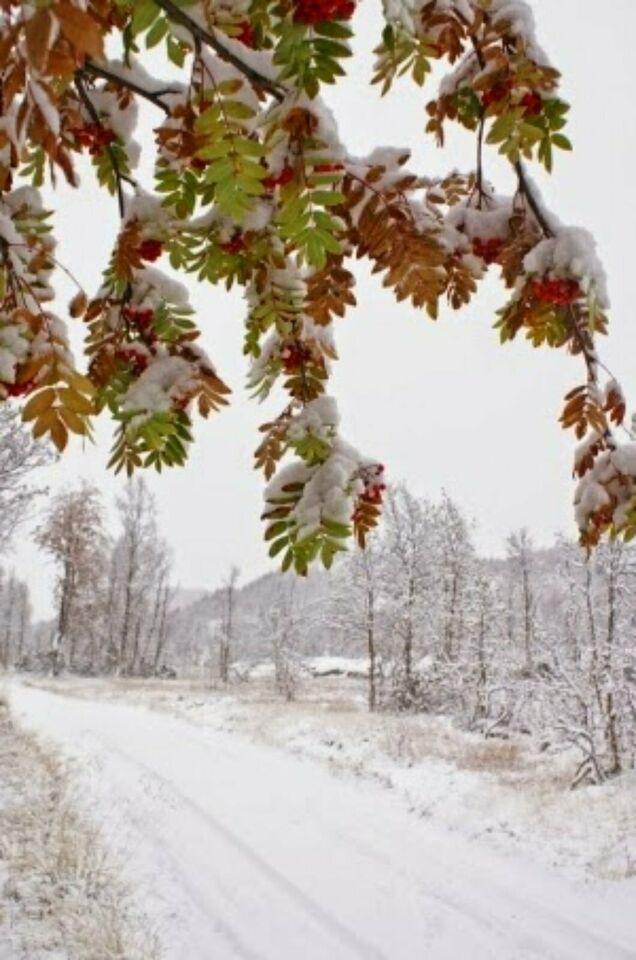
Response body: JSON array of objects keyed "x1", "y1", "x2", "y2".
[{"x1": 0, "y1": 690, "x2": 160, "y2": 960}]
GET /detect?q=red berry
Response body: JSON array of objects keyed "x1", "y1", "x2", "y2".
[
  {"x1": 481, "y1": 78, "x2": 513, "y2": 109},
  {"x1": 292, "y1": 0, "x2": 355, "y2": 25},
  {"x1": 220, "y1": 233, "x2": 246, "y2": 255},
  {"x1": 531, "y1": 277, "x2": 582, "y2": 305},
  {"x1": 138, "y1": 240, "x2": 163, "y2": 262},
  {"x1": 521, "y1": 91, "x2": 543, "y2": 116},
  {"x1": 123, "y1": 306, "x2": 155, "y2": 329},
  {"x1": 191, "y1": 157, "x2": 208, "y2": 171},
  {"x1": 5, "y1": 378, "x2": 35, "y2": 397},
  {"x1": 236, "y1": 19, "x2": 255, "y2": 47},
  {"x1": 262, "y1": 165, "x2": 295, "y2": 191},
  {"x1": 71, "y1": 126, "x2": 94, "y2": 149},
  {"x1": 313, "y1": 162, "x2": 344, "y2": 173},
  {"x1": 280, "y1": 342, "x2": 311, "y2": 373},
  {"x1": 472, "y1": 237, "x2": 505, "y2": 265},
  {"x1": 72, "y1": 123, "x2": 116, "y2": 156},
  {"x1": 115, "y1": 347, "x2": 149, "y2": 374}
]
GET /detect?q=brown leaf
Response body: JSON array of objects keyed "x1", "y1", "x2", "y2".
[
  {"x1": 50, "y1": 413, "x2": 69, "y2": 452},
  {"x1": 25, "y1": 9, "x2": 53, "y2": 73},
  {"x1": 69, "y1": 291, "x2": 88, "y2": 318},
  {"x1": 57, "y1": 1, "x2": 104, "y2": 61}
]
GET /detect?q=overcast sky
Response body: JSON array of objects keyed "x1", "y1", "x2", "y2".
[{"x1": 10, "y1": 0, "x2": 636, "y2": 618}]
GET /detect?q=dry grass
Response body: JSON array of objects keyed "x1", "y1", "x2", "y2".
[
  {"x1": 0, "y1": 697, "x2": 160, "y2": 960},
  {"x1": 379, "y1": 717, "x2": 524, "y2": 775}
]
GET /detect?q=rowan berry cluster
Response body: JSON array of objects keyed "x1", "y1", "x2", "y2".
[
  {"x1": 236, "y1": 20, "x2": 255, "y2": 47},
  {"x1": 472, "y1": 237, "x2": 505, "y2": 265},
  {"x1": 220, "y1": 233, "x2": 246, "y2": 255},
  {"x1": 5, "y1": 378, "x2": 36, "y2": 398},
  {"x1": 531, "y1": 277, "x2": 582, "y2": 305},
  {"x1": 114, "y1": 346, "x2": 149, "y2": 375},
  {"x1": 358, "y1": 465, "x2": 386, "y2": 506},
  {"x1": 521, "y1": 91, "x2": 543, "y2": 116},
  {"x1": 71, "y1": 123, "x2": 117, "y2": 156},
  {"x1": 137, "y1": 240, "x2": 163, "y2": 262},
  {"x1": 481, "y1": 79, "x2": 543, "y2": 118},
  {"x1": 292, "y1": 0, "x2": 356, "y2": 26},
  {"x1": 122, "y1": 306, "x2": 155, "y2": 331},
  {"x1": 281, "y1": 341, "x2": 313, "y2": 373},
  {"x1": 262, "y1": 166, "x2": 295, "y2": 191},
  {"x1": 481, "y1": 78, "x2": 514, "y2": 108}
]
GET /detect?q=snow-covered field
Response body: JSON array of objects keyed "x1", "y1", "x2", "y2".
[{"x1": 6, "y1": 679, "x2": 636, "y2": 960}]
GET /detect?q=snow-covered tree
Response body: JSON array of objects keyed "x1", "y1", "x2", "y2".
[
  {"x1": 217, "y1": 565, "x2": 240, "y2": 683},
  {"x1": 435, "y1": 492, "x2": 474, "y2": 663},
  {"x1": 381, "y1": 484, "x2": 433, "y2": 705},
  {"x1": 0, "y1": 569, "x2": 31, "y2": 669},
  {"x1": 0, "y1": 1, "x2": 631, "y2": 574},
  {"x1": 329, "y1": 539, "x2": 386, "y2": 710},
  {"x1": 257, "y1": 578, "x2": 302, "y2": 700},
  {"x1": 110, "y1": 477, "x2": 172, "y2": 675},
  {"x1": 34, "y1": 483, "x2": 108, "y2": 674},
  {"x1": 506, "y1": 528, "x2": 536, "y2": 674},
  {"x1": 0, "y1": 405, "x2": 53, "y2": 552}
]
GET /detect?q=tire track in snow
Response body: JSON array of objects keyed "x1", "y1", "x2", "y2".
[{"x1": 88, "y1": 730, "x2": 388, "y2": 960}]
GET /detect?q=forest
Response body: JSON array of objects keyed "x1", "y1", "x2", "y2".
[{"x1": 3, "y1": 395, "x2": 634, "y2": 792}]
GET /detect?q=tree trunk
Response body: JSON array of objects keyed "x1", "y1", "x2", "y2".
[
  {"x1": 603, "y1": 549, "x2": 621, "y2": 775},
  {"x1": 367, "y1": 584, "x2": 377, "y2": 712}
]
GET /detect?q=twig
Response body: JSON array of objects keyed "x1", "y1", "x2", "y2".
[
  {"x1": 74, "y1": 73, "x2": 136, "y2": 218},
  {"x1": 82, "y1": 60, "x2": 178, "y2": 114},
  {"x1": 514, "y1": 160, "x2": 554, "y2": 238},
  {"x1": 153, "y1": 0, "x2": 285, "y2": 101}
]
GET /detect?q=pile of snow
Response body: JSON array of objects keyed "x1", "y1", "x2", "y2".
[{"x1": 306, "y1": 657, "x2": 369, "y2": 678}]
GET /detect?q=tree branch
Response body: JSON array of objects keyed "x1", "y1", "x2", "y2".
[
  {"x1": 74, "y1": 73, "x2": 136, "y2": 218},
  {"x1": 82, "y1": 60, "x2": 178, "y2": 114},
  {"x1": 469, "y1": 32, "x2": 553, "y2": 234},
  {"x1": 514, "y1": 160, "x2": 554, "y2": 238},
  {"x1": 153, "y1": 0, "x2": 285, "y2": 101}
]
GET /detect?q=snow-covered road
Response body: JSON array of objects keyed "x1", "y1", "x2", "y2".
[{"x1": 9, "y1": 684, "x2": 636, "y2": 960}]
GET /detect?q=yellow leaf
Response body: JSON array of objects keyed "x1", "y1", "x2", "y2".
[
  {"x1": 32, "y1": 406, "x2": 57, "y2": 439},
  {"x1": 22, "y1": 387, "x2": 55, "y2": 422},
  {"x1": 50, "y1": 415, "x2": 68, "y2": 452},
  {"x1": 57, "y1": 387, "x2": 94, "y2": 415},
  {"x1": 59, "y1": 407, "x2": 88, "y2": 436},
  {"x1": 63, "y1": 370, "x2": 96, "y2": 397}
]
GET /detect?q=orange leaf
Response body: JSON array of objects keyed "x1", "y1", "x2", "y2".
[
  {"x1": 25, "y1": 9, "x2": 53, "y2": 73},
  {"x1": 57, "y1": 2, "x2": 104, "y2": 61}
]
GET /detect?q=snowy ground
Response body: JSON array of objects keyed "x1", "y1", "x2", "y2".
[
  {"x1": 0, "y1": 689, "x2": 158, "y2": 960},
  {"x1": 26, "y1": 673, "x2": 636, "y2": 880},
  {"x1": 8, "y1": 679, "x2": 636, "y2": 960}
]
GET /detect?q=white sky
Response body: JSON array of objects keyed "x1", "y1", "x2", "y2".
[{"x1": 10, "y1": 0, "x2": 636, "y2": 618}]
